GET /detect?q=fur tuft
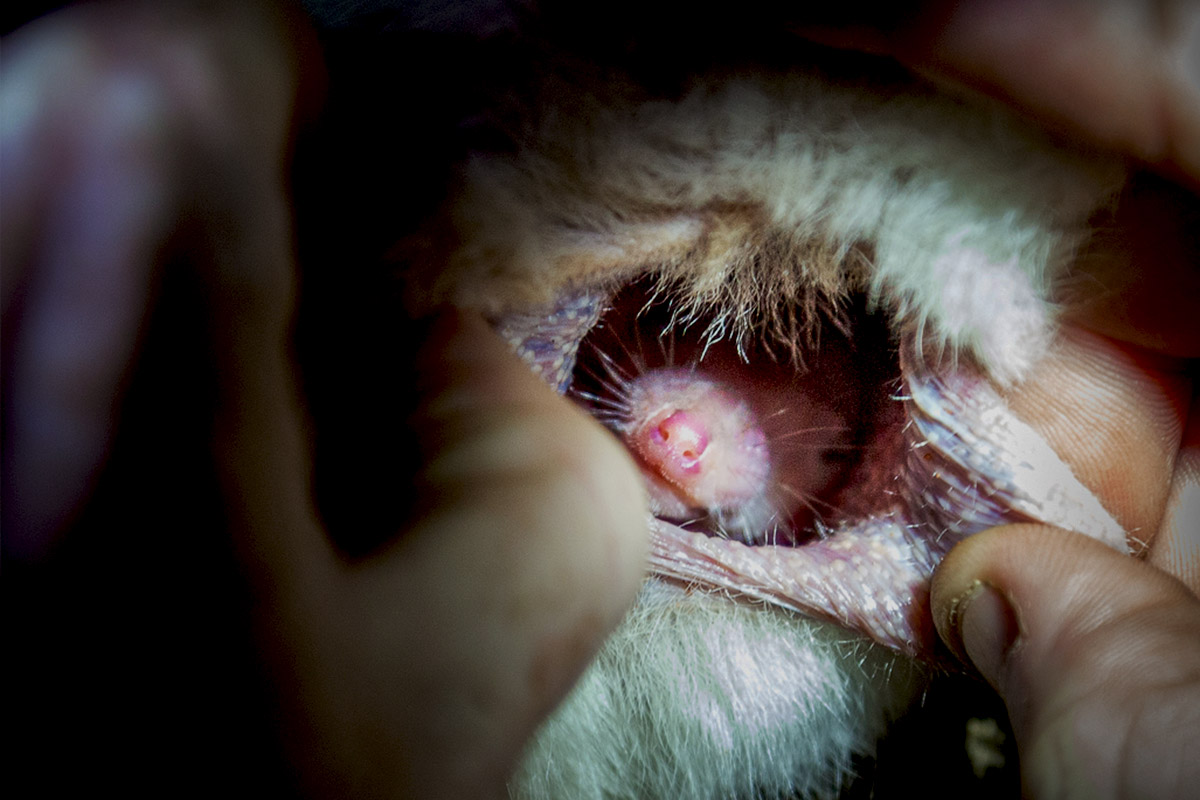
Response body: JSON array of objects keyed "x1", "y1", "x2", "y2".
[{"x1": 406, "y1": 66, "x2": 1123, "y2": 382}]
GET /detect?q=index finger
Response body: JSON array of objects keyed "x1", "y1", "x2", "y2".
[{"x1": 800, "y1": 1, "x2": 1200, "y2": 187}]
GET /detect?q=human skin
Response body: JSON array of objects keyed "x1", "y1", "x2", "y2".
[{"x1": 2, "y1": 2, "x2": 1198, "y2": 798}]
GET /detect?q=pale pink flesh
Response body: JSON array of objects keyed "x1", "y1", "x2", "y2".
[{"x1": 623, "y1": 368, "x2": 771, "y2": 516}]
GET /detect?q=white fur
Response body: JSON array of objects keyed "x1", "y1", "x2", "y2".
[{"x1": 510, "y1": 580, "x2": 924, "y2": 800}]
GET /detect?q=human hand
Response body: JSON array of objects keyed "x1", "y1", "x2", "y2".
[
  {"x1": 932, "y1": 524, "x2": 1200, "y2": 800},
  {"x1": 1, "y1": 4, "x2": 647, "y2": 797},
  {"x1": 1, "y1": 0, "x2": 313, "y2": 560},
  {"x1": 929, "y1": 326, "x2": 1200, "y2": 799}
]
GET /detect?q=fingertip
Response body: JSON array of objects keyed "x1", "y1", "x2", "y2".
[
  {"x1": 1149, "y1": 386, "x2": 1200, "y2": 595},
  {"x1": 931, "y1": 523, "x2": 1194, "y2": 671},
  {"x1": 373, "y1": 313, "x2": 649, "y2": 791},
  {"x1": 933, "y1": 523, "x2": 1200, "y2": 797},
  {"x1": 931, "y1": 524, "x2": 1029, "y2": 683},
  {"x1": 413, "y1": 306, "x2": 650, "y2": 614},
  {"x1": 407, "y1": 305, "x2": 649, "y2": 627},
  {"x1": 938, "y1": 578, "x2": 1018, "y2": 690}
]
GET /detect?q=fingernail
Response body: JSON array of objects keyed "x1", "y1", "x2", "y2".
[{"x1": 948, "y1": 580, "x2": 1019, "y2": 686}]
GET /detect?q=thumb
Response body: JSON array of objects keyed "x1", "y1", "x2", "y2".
[
  {"x1": 311, "y1": 310, "x2": 651, "y2": 798},
  {"x1": 931, "y1": 524, "x2": 1200, "y2": 799}
]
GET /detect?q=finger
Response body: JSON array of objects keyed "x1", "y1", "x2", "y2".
[
  {"x1": 344, "y1": 311, "x2": 649, "y2": 797},
  {"x1": 1, "y1": 24, "x2": 177, "y2": 561},
  {"x1": 157, "y1": 3, "x2": 333, "y2": 591},
  {"x1": 931, "y1": 524, "x2": 1200, "y2": 799},
  {"x1": 1064, "y1": 171, "x2": 1200, "y2": 358},
  {"x1": 927, "y1": 0, "x2": 1200, "y2": 189},
  {"x1": 1150, "y1": 386, "x2": 1200, "y2": 594},
  {"x1": 205, "y1": 176, "x2": 331, "y2": 592},
  {"x1": 999, "y1": 325, "x2": 1191, "y2": 549},
  {"x1": 0, "y1": 2, "x2": 319, "y2": 565},
  {"x1": 800, "y1": 1, "x2": 1200, "y2": 187}
]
